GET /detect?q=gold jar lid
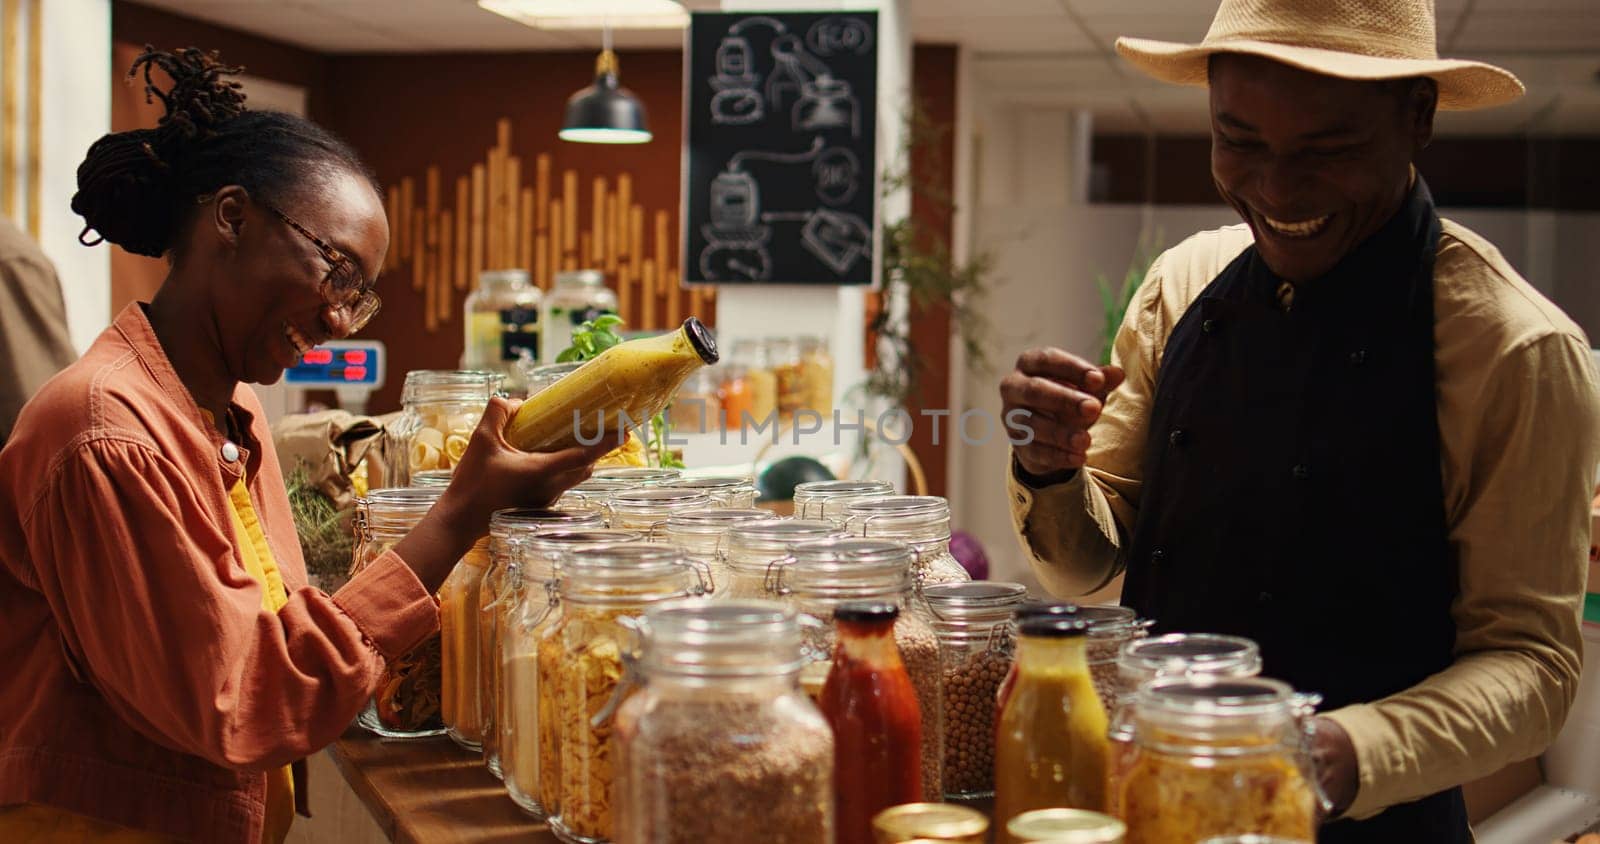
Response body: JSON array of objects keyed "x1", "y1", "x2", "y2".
[
  {"x1": 872, "y1": 803, "x2": 988, "y2": 843},
  {"x1": 1006, "y1": 809, "x2": 1126, "y2": 843}
]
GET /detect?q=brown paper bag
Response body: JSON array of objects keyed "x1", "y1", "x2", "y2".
[{"x1": 272, "y1": 410, "x2": 399, "y2": 510}]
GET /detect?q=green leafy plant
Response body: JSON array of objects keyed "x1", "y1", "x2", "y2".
[
  {"x1": 286, "y1": 466, "x2": 353, "y2": 584},
  {"x1": 556, "y1": 315, "x2": 685, "y2": 469},
  {"x1": 1095, "y1": 231, "x2": 1164, "y2": 365}
]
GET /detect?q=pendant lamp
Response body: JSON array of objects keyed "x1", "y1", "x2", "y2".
[{"x1": 560, "y1": 23, "x2": 652, "y2": 144}]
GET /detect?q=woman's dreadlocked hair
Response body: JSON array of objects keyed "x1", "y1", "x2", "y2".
[{"x1": 72, "y1": 46, "x2": 373, "y2": 259}]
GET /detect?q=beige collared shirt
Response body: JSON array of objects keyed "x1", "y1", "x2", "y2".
[
  {"x1": 0, "y1": 217, "x2": 76, "y2": 445},
  {"x1": 1009, "y1": 219, "x2": 1600, "y2": 819}
]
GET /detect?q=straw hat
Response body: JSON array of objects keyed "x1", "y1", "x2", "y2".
[{"x1": 1115, "y1": 0, "x2": 1523, "y2": 110}]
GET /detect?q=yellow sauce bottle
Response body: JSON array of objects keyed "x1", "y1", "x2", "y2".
[{"x1": 993, "y1": 612, "x2": 1110, "y2": 844}]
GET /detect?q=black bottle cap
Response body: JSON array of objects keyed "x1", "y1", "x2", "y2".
[
  {"x1": 1018, "y1": 614, "x2": 1091, "y2": 638},
  {"x1": 683, "y1": 317, "x2": 719, "y2": 365},
  {"x1": 1014, "y1": 600, "x2": 1080, "y2": 622},
  {"x1": 833, "y1": 601, "x2": 899, "y2": 623}
]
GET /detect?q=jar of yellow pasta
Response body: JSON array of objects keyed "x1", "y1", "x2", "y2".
[{"x1": 388, "y1": 369, "x2": 501, "y2": 487}]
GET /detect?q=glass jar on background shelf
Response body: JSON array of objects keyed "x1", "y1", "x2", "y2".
[
  {"x1": 1117, "y1": 677, "x2": 1324, "y2": 844},
  {"x1": 594, "y1": 467, "x2": 681, "y2": 485},
  {"x1": 520, "y1": 360, "x2": 585, "y2": 397},
  {"x1": 542, "y1": 544, "x2": 703, "y2": 844},
  {"x1": 464, "y1": 269, "x2": 542, "y2": 394},
  {"x1": 718, "y1": 519, "x2": 843, "y2": 601},
  {"x1": 1079, "y1": 605, "x2": 1155, "y2": 709},
  {"x1": 664, "y1": 509, "x2": 776, "y2": 595},
  {"x1": 661, "y1": 476, "x2": 758, "y2": 509},
  {"x1": 541, "y1": 270, "x2": 618, "y2": 365},
  {"x1": 798, "y1": 335, "x2": 834, "y2": 419},
  {"x1": 769, "y1": 337, "x2": 806, "y2": 423},
  {"x1": 440, "y1": 536, "x2": 491, "y2": 751},
  {"x1": 388, "y1": 370, "x2": 502, "y2": 487},
  {"x1": 606, "y1": 488, "x2": 715, "y2": 538},
  {"x1": 921, "y1": 581, "x2": 1029, "y2": 799},
  {"x1": 480, "y1": 509, "x2": 606, "y2": 779},
  {"x1": 1006, "y1": 809, "x2": 1126, "y2": 844},
  {"x1": 872, "y1": 803, "x2": 988, "y2": 843},
  {"x1": 614, "y1": 601, "x2": 834, "y2": 844},
  {"x1": 557, "y1": 477, "x2": 642, "y2": 520},
  {"x1": 502, "y1": 528, "x2": 642, "y2": 817},
  {"x1": 668, "y1": 368, "x2": 719, "y2": 435},
  {"x1": 844, "y1": 496, "x2": 971, "y2": 586},
  {"x1": 793, "y1": 479, "x2": 896, "y2": 522},
  {"x1": 350, "y1": 487, "x2": 447, "y2": 738},
  {"x1": 725, "y1": 339, "x2": 777, "y2": 429},
  {"x1": 773, "y1": 538, "x2": 945, "y2": 802}
]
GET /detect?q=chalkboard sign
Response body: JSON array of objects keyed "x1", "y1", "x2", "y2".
[{"x1": 683, "y1": 11, "x2": 878, "y2": 286}]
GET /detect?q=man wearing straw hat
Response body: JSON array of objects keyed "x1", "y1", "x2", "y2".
[{"x1": 1002, "y1": 0, "x2": 1600, "y2": 839}]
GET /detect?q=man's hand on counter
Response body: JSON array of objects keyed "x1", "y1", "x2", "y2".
[
  {"x1": 1000, "y1": 347, "x2": 1124, "y2": 486},
  {"x1": 1313, "y1": 715, "x2": 1360, "y2": 822}
]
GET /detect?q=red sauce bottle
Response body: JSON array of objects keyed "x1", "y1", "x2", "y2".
[{"x1": 820, "y1": 601, "x2": 924, "y2": 844}]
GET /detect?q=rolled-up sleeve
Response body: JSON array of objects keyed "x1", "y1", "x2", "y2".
[{"x1": 24, "y1": 437, "x2": 439, "y2": 771}]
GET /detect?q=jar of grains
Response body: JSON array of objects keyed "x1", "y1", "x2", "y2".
[
  {"x1": 556, "y1": 478, "x2": 641, "y2": 521},
  {"x1": 792, "y1": 479, "x2": 895, "y2": 522},
  {"x1": 440, "y1": 536, "x2": 491, "y2": 751},
  {"x1": 1078, "y1": 604, "x2": 1154, "y2": 709},
  {"x1": 843, "y1": 496, "x2": 971, "y2": 587},
  {"x1": 541, "y1": 544, "x2": 704, "y2": 843},
  {"x1": 921, "y1": 581, "x2": 1029, "y2": 799},
  {"x1": 614, "y1": 600, "x2": 834, "y2": 844},
  {"x1": 480, "y1": 510, "x2": 606, "y2": 778},
  {"x1": 501, "y1": 529, "x2": 642, "y2": 817},
  {"x1": 387, "y1": 369, "x2": 501, "y2": 487},
  {"x1": 717, "y1": 519, "x2": 844, "y2": 601},
  {"x1": 350, "y1": 487, "x2": 447, "y2": 738},
  {"x1": 660, "y1": 475, "x2": 759, "y2": 508},
  {"x1": 1117, "y1": 678, "x2": 1324, "y2": 844},
  {"x1": 663, "y1": 509, "x2": 776, "y2": 595},
  {"x1": 774, "y1": 538, "x2": 945, "y2": 801},
  {"x1": 605, "y1": 488, "x2": 714, "y2": 539}
]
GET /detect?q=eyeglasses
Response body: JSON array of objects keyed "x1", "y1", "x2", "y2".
[{"x1": 262, "y1": 202, "x2": 382, "y2": 333}]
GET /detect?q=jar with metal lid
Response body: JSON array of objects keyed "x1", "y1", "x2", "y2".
[
  {"x1": 464, "y1": 269, "x2": 543, "y2": 392},
  {"x1": 774, "y1": 538, "x2": 945, "y2": 801},
  {"x1": 664, "y1": 509, "x2": 776, "y2": 594},
  {"x1": 1006, "y1": 809, "x2": 1125, "y2": 844},
  {"x1": 872, "y1": 803, "x2": 987, "y2": 843},
  {"x1": 793, "y1": 479, "x2": 894, "y2": 521},
  {"x1": 606, "y1": 488, "x2": 715, "y2": 538},
  {"x1": 1118, "y1": 677, "x2": 1324, "y2": 844},
  {"x1": 922, "y1": 581, "x2": 1029, "y2": 799},
  {"x1": 594, "y1": 466, "x2": 682, "y2": 485},
  {"x1": 844, "y1": 496, "x2": 970, "y2": 586},
  {"x1": 388, "y1": 370, "x2": 501, "y2": 486},
  {"x1": 521, "y1": 360, "x2": 585, "y2": 397},
  {"x1": 350, "y1": 487, "x2": 446, "y2": 738},
  {"x1": 557, "y1": 477, "x2": 641, "y2": 520},
  {"x1": 542, "y1": 544, "x2": 705, "y2": 843},
  {"x1": 1076, "y1": 604, "x2": 1154, "y2": 708},
  {"x1": 726, "y1": 338, "x2": 777, "y2": 427},
  {"x1": 440, "y1": 536, "x2": 491, "y2": 751},
  {"x1": 502, "y1": 529, "x2": 643, "y2": 817},
  {"x1": 614, "y1": 601, "x2": 833, "y2": 844},
  {"x1": 661, "y1": 475, "x2": 758, "y2": 508},
  {"x1": 541, "y1": 269, "x2": 619, "y2": 364},
  {"x1": 717, "y1": 519, "x2": 843, "y2": 601},
  {"x1": 480, "y1": 509, "x2": 606, "y2": 778}
]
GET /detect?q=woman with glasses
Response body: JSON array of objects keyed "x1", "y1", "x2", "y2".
[{"x1": 0, "y1": 48, "x2": 610, "y2": 843}]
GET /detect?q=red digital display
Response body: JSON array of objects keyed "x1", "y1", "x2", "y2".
[
  {"x1": 302, "y1": 349, "x2": 334, "y2": 365},
  {"x1": 344, "y1": 367, "x2": 368, "y2": 381},
  {"x1": 343, "y1": 350, "x2": 368, "y2": 364}
]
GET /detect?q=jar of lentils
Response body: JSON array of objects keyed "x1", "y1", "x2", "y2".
[{"x1": 922, "y1": 581, "x2": 1028, "y2": 799}]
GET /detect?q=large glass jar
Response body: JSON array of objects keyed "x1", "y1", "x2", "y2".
[
  {"x1": 542, "y1": 544, "x2": 703, "y2": 843},
  {"x1": 799, "y1": 336, "x2": 834, "y2": 419},
  {"x1": 921, "y1": 581, "x2": 1029, "y2": 799},
  {"x1": 793, "y1": 479, "x2": 895, "y2": 521},
  {"x1": 481, "y1": 509, "x2": 606, "y2": 778},
  {"x1": 557, "y1": 477, "x2": 641, "y2": 520},
  {"x1": 614, "y1": 600, "x2": 833, "y2": 844},
  {"x1": 717, "y1": 519, "x2": 843, "y2": 601},
  {"x1": 775, "y1": 538, "x2": 945, "y2": 802},
  {"x1": 350, "y1": 487, "x2": 446, "y2": 738},
  {"x1": 521, "y1": 360, "x2": 585, "y2": 397},
  {"x1": 1117, "y1": 678, "x2": 1322, "y2": 844},
  {"x1": 502, "y1": 529, "x2": 643, "y2": 817},
  {"x1": 541, "y1": 269, "x2": 619, "y2": 365},
  {"x1": 844, "y1": 496, "x2": 970, "y2": 586},
  {"x1": 1079, "y1": 605, "x2": 1154, "y2": 709},
  {"x1": 661, "y1": 476, "x2": 758, "y2": 509},
  {"x1": 667, "y1": 368, "x2": 719, "y2": 435},
  {"x1": 388, "y1": 370, "x2": 501, "y2": 487},
  {"x1": 664, "y1": 508, "x2": 776, "y2": 595},
  {"x1": 606, "y1": 488, "x2": 715, "y2": 538},
  {"x1": 464, "y1": 269, "x2": 543, "y2": 392},
  {"x1": 726, "y1": 339, "x2": 777, "y2": 428},
  {"x1": 440, "y1": 537, "x2": 491, "y2": 751},
  {"x1": 769, "y1": 337, "x2": 806, "y2": 423}
]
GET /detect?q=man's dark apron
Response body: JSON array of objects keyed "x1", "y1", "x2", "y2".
[{"x1": 1121, "y1": 179, "x2": 1470, "y2": 842}]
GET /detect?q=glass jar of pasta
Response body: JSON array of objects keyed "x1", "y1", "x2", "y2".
[
  {"x1": 388, "y1": 370, "x2": 501, "y2": 487},
  {"x1": 350, "y1": 487, "x2": 447, "y2": 738},
  {"x1": 661, "y1": 475, "x2": 758, "y2": 508},
  {"x1": 479, "y1": 509, "x2": 606, "y2": 778},
  {"x1": 773, "y1": 538, "x2": 945, "y2": 802},
  {"x1": 798, "y1": 335, "x2": 834, "y2": 419},
  {"x1": 768, "y1": 337, "x2": 805, "y2": 423},
  {"x1": 606, "y1": 488, "x2": 715, "y2": 538},
  {"x1": 792, "y1": 479, "x2": 895, "y2": 521},
  {"x1": 844, "y1": 496, "x2": 971, "y2": 587},
  {"x1": 921, "y1": 581, "x2": 1028, "y2": 799},
  {"x1": 717, "y1": 519, "x2": 844, "y2": 601},
  {"x1": 614, "y1": 600, "x2": 834, "y2": 844},
  {"x1": 440, "y1": 536, "x2": 491, "y2": 751},
  {"x1": 542, "y1": 544, "x2": 704, "y2": 843},
  {"x1": 501, "y1": 528, "x2": 642, "y2": 817},
  {"x1": 664, "y1": 508, "x2": 776, "y2": 595},
  {"x1": 1117, "y1": 677, "x2": 1324, "y2": 844}
]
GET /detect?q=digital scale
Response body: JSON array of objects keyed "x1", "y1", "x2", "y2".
[{"x1": 280, "y1": 339, "x2": 387, "y2": 415}]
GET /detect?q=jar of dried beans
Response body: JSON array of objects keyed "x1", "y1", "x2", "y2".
[
  {"x1": 1077, "y1": 604, "x2": 1153, "y2": 709},
  {"x1": 716, "y1": 519, "x2": 843, "y2": 601},
  {"x1": 605, "y1": 488, "x2": 714, "y2": 538},
  {"x1": 614, "y1": 600, "x2": 833, "y2": 844},
  {"x1": 921, "y1": 581, "x2": 1028, "y2": 799},
  {"x1": 663, "y1": 508, "x2": 776, "y2": 595},
  {"x1": 792, "y1": 479, "x2": 894, "y2": 522},
  {"x1": 774, "y1": 538, "x2": 946, "y2": 802},
  {"x1": 843, "y1": 496, "x2": 971, "y2": 587},
  {"x1": 387, "y1": 369, "x2": 500, "y2": 487}
]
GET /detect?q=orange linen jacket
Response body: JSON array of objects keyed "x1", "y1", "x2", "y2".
[{"x1": 0, "y1": 304, "x2": 439, "y2": 842}]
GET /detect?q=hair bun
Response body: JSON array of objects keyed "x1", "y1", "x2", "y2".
[{"x1": 71, "y1": 129, "x2": 181, "y2": 258}]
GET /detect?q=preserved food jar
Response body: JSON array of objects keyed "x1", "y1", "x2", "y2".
[
  {"x1": 799, "y1": 335, "x2": 834, "y2": 419},
  {"x1": 775, "y1": 538, "x2": 944, "y2": 801},
  {"x1": 717, "y1": 519, "x2": 843, "y2": 601},
  {"x1": 542, "y1": 544, "x2": 704, "y2": 843},
  {"x1": 663, "y1": 508, "x2": 776, "y2": 595},
  {"x1": 606, "y1": 488, "x2": 715, "y2": 538},
  {"x1": 792, "y1": 479, "x2": 895, "y2": 521},
  {"x1": 556, "y1": 477, "x2": 641, "y2": 520},
  {"x1": 872, "y1": 802, "x2": 987, "y2": 843},
  {"x1": 464, "y1": 269, "x2": 543, "y2": 392},
  {"x1": 541, "y1": 269, "x2": 619, "y2": 365},
  {"x1": 768, "y1": 337, "x2": 805, "y2": 422},
  {"x1": 480, "y1": 509, "x2": 606, "y2": 778},
  {"x1": 614, "y1": 601, "x2": 833, "y2": 844},
  {"x1": 350, "y1": 487, "x2": 447, "y2": 738},
  {"x1": 661, "y1": 475, "x2": 758, "y2": 508},
  {"x1": 440, "y1": 537, "x2": 491, "y2": 751},
  {"x1": 1006, "y1": 809, "x2": 1126, "y2": 844},
  {"x1": 388, "y1": 369, "x2": 502, "y2": 487},
  {"x1": 1080, "y1": 605, "x2": 1154, "y2": 708},
  {"x1": 1117, "y1": 678, "x2": 1324, "y2": 844},
  {"x1": 844, "y1": 496, "x2": 970, "y2": 586},
  {"x1": 501, "y1": 529, "x2": 642, "y2": 816},
  {"x1": 726, "y1": 339, "x2": 777, "y2": 427},
  {"x1": 921, "y1": 581, "x2": 1029, "y2": 799},
  {"x1": 994, "y1": 613, "x2": 1111, "y2": 841}
]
